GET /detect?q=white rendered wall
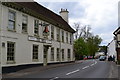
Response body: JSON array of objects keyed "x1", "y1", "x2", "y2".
[
  {"x1": 1, "y1": 5, "x2": 74, "y2": 67},
  {"x1": 107, "y1": 40, "x2": 117, "y2": 61}
]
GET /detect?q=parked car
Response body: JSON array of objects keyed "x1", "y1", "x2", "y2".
[
  {"x1": 99, "y1": 56, "x2": 106, "y2": 61},
  {"x1": 83, "y1": 56, "x2": 94, "y2": 60},
  {"x1": 87, "y1": 56, "x2": 93, "y2": 59},
  {"x1": 83, "y1": 56, "x2": 87, "y2": 60}
]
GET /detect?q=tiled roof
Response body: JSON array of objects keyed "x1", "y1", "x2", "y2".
[{"x1": 14, "y1": 2, "x2": 75, "y2": 33}]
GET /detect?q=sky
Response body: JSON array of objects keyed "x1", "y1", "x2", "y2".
[{"x1": 34, "y1": 0, "x2": 119, "y2": 46}]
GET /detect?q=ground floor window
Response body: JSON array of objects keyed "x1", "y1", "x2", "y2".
[
  {"x1": 68, "y1": 49, "x2": 71, "y2": 60},
  {"x1": 33, "y1": 45, "x2": 39, "y2": 61},
  {"x1": 51, "y1": 47, "x2": 54, "y2": 61},
  {"x1": 57, "y1": 48, "x2": 60, "y2": 61},
  {"x1": 7, "y1": 42, "x2": 15, "y2": 62},
  {"x1": 62, "y1": 49, "x2": 64, "y2": 61}
]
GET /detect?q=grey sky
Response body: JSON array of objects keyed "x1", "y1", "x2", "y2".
[{"x1": 34, "y1": 0, "x2": 119, "y2": 46}]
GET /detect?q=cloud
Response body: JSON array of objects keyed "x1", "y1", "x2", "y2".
[{"x1": 35, "y1": 0, "x2": 119, "y2": 45}]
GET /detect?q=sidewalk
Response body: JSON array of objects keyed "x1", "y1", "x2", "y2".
[
  {"x1": 108, "y1": 61, "x2": 120, "y2": 80},
  {"x1": 109, "y1": 62, "x2": 118, "y2": 78},
  {"x1": 118, "y1": 65, "x2": 120, "y2": 80},
  {"x1": 2, "y1": 61, "x2": 83, "y2": 78}
]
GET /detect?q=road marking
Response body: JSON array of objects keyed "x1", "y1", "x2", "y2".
[
  {"x1": 90, "y1": 64, "x2": 94, "y2": 66},
  {"x1": 50, "y1": 77, "x2": 59, "y2": 80},
  {"x1": 66, "y1": 69, "x2": 79, "y2": 75},
  {"x1": 82, "y1": 66, "x2": 89, "y2": 69},
  {"x1": 94, "y1": 61, "x2": 97, "y2": 64}
]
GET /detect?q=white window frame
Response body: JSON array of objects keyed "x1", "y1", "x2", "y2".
[
  {"x1": 33, "y1": 45, "x2": 39, "y2": 61},
  {"x1": 51, "y1": 25, "x2": 54, "y2": 39},
  {"x1": 34, "y1": 19, "x2": 39, "y2": 36},
  {"x1": 66, "y1": 32, "x2": 68, "y2": 43},
  {"x1": 7, "y1": 41, "x2": 15, "y2": 63},
  {"x1": 62, "y1": 30, "x2": 64, "y2": 42},
  {"x1": 51, "y1": 47, "x2": 54, "y2": 61},
  {"x1": 8, "y1": 10, "x2": 16, "y2": 31},
  {"x1": 22, "y1": 15, "x2": 28, "y2": 33}
]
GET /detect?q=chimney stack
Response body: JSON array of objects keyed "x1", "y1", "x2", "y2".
[{"x1": 59, "y1": 8, "x2": 69, "y2": 23}]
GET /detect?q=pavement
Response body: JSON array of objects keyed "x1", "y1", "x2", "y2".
[
  {"x1": 2, "y1": 60, "x2": 83, "y2": 78},
  {"x1": 108, "y1": 61, "x2": 118, "y2": 78}
]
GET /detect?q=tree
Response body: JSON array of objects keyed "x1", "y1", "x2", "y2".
[
  {"x1": 74, "y1": 38, "x2": 88, "y2": 60},
  {"x1": 87, "y1": 35, "x2": 102, "y2": 56},
  {"x1": 73, "y1": 23, "x2": 102, "y2": 60}
]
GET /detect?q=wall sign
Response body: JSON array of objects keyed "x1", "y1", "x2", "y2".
[{"x1": 28, "y1": 36, "x2": 51, "y2": 44}]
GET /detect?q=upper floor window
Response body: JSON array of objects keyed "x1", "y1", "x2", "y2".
[
  {"x1": 51, "y1": 25, "x2": 54, "y2": 39},
  {"x1": 62, "y1": 31, "x2": 64, "y2": 42},
  {"x1": 34, "y1": 20, "x2": 39, "y2": 35},
  {"x1": 70, "y1": 34, "x2": 72, "y2": 44},
  {"x1": 66, "y1": 32, "x2": 68, "y2": 43},
  {"x1": 57, "y1": 28, "x2": 60, "y2": 41},
  {"x1": 22, "y1": 15, "x2": 28, "y2": 33},
  {"x1": 8, "y1": 10, "x2": 16, "y2": 31}
]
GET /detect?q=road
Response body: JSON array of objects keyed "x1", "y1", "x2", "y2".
[{"x1": 13, "y1": 59, "x2": 117, "y2": 80}]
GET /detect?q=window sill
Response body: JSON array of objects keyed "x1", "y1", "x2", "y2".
[
  {"x1": 34, "y1": 34, "x2": 39, "y2": 37},
  {"x1": 6, "y1": 61, "x2": 16, "y2": 64},
  {"x1": 22, "y1": 31, "x2": 28, "y2": 34},
  {"x1": 8, "y1": 29, "x2": 16, "y2": 32},
  {"x1": 32, "y1": 59, "x2": 39, "y2": 62}
]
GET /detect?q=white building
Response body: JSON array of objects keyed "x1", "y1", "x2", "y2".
[
  {"x1": 0, "y1": 2, "x2": 75, "y2": 71},
  {"x1": 107, "y1": 39, "x2": 117, "y2": 61}
]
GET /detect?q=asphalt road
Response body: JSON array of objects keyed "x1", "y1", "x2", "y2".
[{"x1": 16, "y1": 59, "x2": 117, "y2": 79}]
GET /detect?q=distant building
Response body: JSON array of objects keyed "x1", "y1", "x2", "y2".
[
  {"x1": 95, "y1": 52, "x2": 105, "y2": 58},
  {"x1": 0, "y1": 1, "x2": 75, "y2": 71},
  {"x1": 113, "y1": 27, "x2": 120, "y2": 63},
  {"x1": 107, "y1": 39, "x2": 117, "y2": 61}
]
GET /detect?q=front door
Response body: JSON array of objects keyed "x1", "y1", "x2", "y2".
[{"x1": 43, "y1": 46, "x2": 48, "y2": 66}]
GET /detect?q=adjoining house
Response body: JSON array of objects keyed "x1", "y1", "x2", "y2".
[
  {"x1": 0, "y1": 1, "x2": 75, "y2": 72},
  {"x1": 107, "y1": 39, "x2": 117, "y2": 61},
  {"x1": 113, "y1": 27, "x2": 120, "y2": 63},
  {"x1": 95, "y1": 52, "x2": 105, "y2": 58}
]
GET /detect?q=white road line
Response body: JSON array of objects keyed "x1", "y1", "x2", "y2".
[
  {"x1": 82, "y1": 66, "x2": 89, "y2": 69},
  {"x1": 66, "y1": 69, "x2": 79, "y2": 75},
  {"x1": 94, "y1": 61, "x2": 97, "y2": 64},
  {"x1": 90, "y1": 64, "x2": 95, "y2": 66},
  {"x1": 50, "y1": 77, "x2": 59, "y2": 80}
]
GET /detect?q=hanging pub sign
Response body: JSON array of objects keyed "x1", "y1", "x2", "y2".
[{"x1": 43, "y1": 26, "x2": 49, "y2": 38}]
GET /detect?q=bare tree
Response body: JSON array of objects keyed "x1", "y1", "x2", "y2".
[{"x1": 73, "y1": 23, "x2": 92, "y2": 40}]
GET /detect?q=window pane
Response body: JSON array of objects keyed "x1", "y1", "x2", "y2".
[
  {"x1": 7, "y1": 42, "x2": 15, "y2": 62},
  {"x1": 8, "y1": 21, "x2": 15, "y2": 30},
  {"x1": 33, "y1": 45, "x2": 38, "y2": 60},
  {"x1": 34, "y1": 20, "x2": 39, "y2": 34},
  {"x1": 8, "y1": 11, "x2": 15, "y2": 30},
  {"x1": 9, "y1": 11, "x2": 15, "y2": 21},
  {"x1": 22, "y1": 15, "x2": 27, "y2": 32}
]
